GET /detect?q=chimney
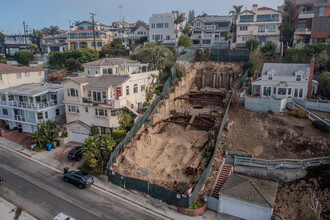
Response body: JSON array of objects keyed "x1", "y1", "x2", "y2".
[
  {"x1": 252, "y1": 4, "x2": 258, "y2": 13},
  {"x1": 307, "y1": 58, "x2": 315, "y2": 98},
  {"x1": 70, "y1": 26, "x2": 74, "y2": 31}
]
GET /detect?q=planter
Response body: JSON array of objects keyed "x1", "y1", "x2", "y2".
[
  {"x1": 177, "y1": 203, "x2": 207, "y2": 216},
  {"x1": 57, "y1": 137, "x2": 69, "y2": 146}
]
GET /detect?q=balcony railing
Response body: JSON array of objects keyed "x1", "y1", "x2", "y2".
[
  {"x1": 82, "y1": 97, "x2": 127, "y2": 109},
  {"x1": 14, "y1": 115, "x2": 25, "y2": 122},
  {"x1": 4, "y1": 100, "x2": 58, "y2": 110}
]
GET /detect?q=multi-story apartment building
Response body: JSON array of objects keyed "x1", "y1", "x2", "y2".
[
  {"x1": 235, "y1": 4, "x2": 282, "y2": 51},
  {"x1": 293, "y1": 0, "x2": 330, "y2": 47},
  {"x1": 0, "y1": 83, "x2": 65, "y2": 133},
  {"x1": 191, "y1": 16, "x2": 233, "y2": 48},
  {"x1": 41, "y1": 33, "x2": 68, "y2": 55},
  {"x1": 67, "y1": 21, "x2": 114, "y2": 51},
  {"x1": 0, "y1": 64, "x2": 46, "y2": 89},
  {"x1": 63, "y1": 58, "x2": 159, "y2": 143},
  {"x1": 149, "y1": 12, "x2": 187, "y2": 46}
]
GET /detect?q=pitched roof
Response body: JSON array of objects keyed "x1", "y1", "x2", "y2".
[
  {"x1": 130, "y1": 24, "x2": 149, "y2": 33},
  {"x1": 64, "y1": 120, "x2": 91, "y2": 130},
  {"x1": 0, "y1": 64, "x2": 46, "y2": 74},
  {"x1": 261, "y1": 63, "x2": 310, "y2": 77},
  {"x1": 220, "y1": 174, "x2": 278, "y2": 208},
  {"x1": 82, "y1": 58, "x2": 140, "y2": 67}
]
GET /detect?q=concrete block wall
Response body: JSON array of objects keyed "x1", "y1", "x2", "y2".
[{"x1": 244, "y1": 97, "x2": 288, "y2": 113}]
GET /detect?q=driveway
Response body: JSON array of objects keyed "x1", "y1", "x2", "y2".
[{"x1": 41, "y1": 142, "x2": 85, "y2": 169}]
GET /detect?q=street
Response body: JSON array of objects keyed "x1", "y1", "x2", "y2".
[{"x1": 0, "y1": 147, "x2": 159, "y2": 220}]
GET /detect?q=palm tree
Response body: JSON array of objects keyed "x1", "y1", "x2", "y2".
[
  {"x1": 174, "y1": 13, "x2": 186, "y2": 47},
  {"x1": 229, "y1": 5, "x2": 244, "y2": 23}
]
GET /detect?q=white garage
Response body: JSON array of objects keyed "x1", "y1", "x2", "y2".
[
  {"x1": 218, "y1": 174, "x2": 278, "y2": 220},
  {"x1": 70, "y1": 131, "x2": 89, "y2": 143}
]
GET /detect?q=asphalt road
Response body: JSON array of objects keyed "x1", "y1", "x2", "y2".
[{"x1": 0, "y1": 147, "x2": 158, "y2": 220}]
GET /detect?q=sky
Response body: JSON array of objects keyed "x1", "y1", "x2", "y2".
[{"x1": 0, "y1": 0, "x2": 284, "y2": 34}]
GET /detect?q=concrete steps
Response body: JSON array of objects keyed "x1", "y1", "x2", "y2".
[{"x1": 211, "y1": 163, "x2": 232, "y2": 199}]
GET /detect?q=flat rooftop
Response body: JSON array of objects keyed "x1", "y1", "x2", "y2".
[{"x1": 0, "y1": 83, "x2": 63, "y2": 96}]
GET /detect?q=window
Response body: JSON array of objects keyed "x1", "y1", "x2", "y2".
[
  {"x1": 278, "y1": 88, "x2": 286, "y2": 95},
  {"x1": 240, "y1": 26, "x2": 248, "y2": 31},
  {"x1": 45, "y1": 111, "x2": 48, "y2": 119},
  {"x1": 2, "y1": 108, "x2": 8, "y2": 115},
  {"x1": 111, "y1": 110, "x2": 116, "y2": 116},
  {"x1": 156, "y1": 23, "x2": 164, "y2": 28},
  {"x1": 68, "y1": 105, "x2": 79, "y2": 113},
  {"x1": 319, "y1": 7, "x2": 325, "y2": 16},
  {"x1": 240, "y1": 15, "x2": 254, "y2": 23},
  {"x1": 92, "y1": 91, "x2": 101, "y2": 102},
  {"x1": 299, "y1": 88, "x2": 303, "y2": 98},
  {"x1": 8, "y1": 95, "x2": 14, "y2": 101},
  {"x1": 166, "y1": 35, "x2": 170, "y2": 40},
  {"x1": 141, "y1": 85, "x2": 146, "y2": 91},
  {"x1": 95, "y1": 109, "x2": 108, "y2": 117},
  {"x1": 151, "y1": 24, "x2": 155, "y2": 28},
  {"x1": 288, "y1": 88, "x2": 292, "y2": 96},
  {"x1": 0, "y1": 94, "x2": 5, "y2": 101},
  {"x1": 116, "y1": 67, "x2": 119, "y2": 74},
  {"x1": 258, "y1": 25, "x2": 265, "y2": 33},
  {"x1": 296, "y1": 74, "x2": 302, "y2": 81},
  {"x1": 37, "y1": 112, "x2": 43, "y2": 120},
  {"x1": 154, "y1": 35, "x2": 163, "y2": 40},
  {"x1": 25, "y1": 72, "x2": 30, "y2": 77},
  {"x1": 68, "y1": 88, "x2": 78, "y2": 97},
  {"x1": 29, "y1": 112, "x2": 35, "y2": 120},
  {"x1": 165, "y1": 23, "x2": 169, "y2": 28},
  {"x1": 88, "y1": 91, "x2": 91, "y2": 98},
  {"x1": 294, "y1": 88, "x2": 299, "y2": 97},
  {"x1": 56, "y1": 109, "x2": 60, "y2": 116},
  {"x1": 196, "y1": 21, "x2": 201, "y2": 27},
  {"x1": 273, "y1": 87, "x2": 277, "y2": 95},
  {"x1": 126, "y1": 86, "x2": 130, "y2": 95},
  {"x1": 242, "y1": 37, "x2": 252, "y2": 42},
  {"x1": 16, "y1": 73, "x2": 22, "y2": 79},
  {"x1": 85, "y1": 107, "x2": 88, "y2": 112},
  {"x1": 102, "y1": 92, "x2": 106, "y2": 99},
  {"x1": 97, "y1": 42, "x2": 103, "y2": 47},
  {"x1": 103, "y1": 68, "x2": 113, "y2": 75},
  {"x1": 268, "y1": 74, "x2": 273, "y2": 80},
  {"x1": 257, "y1": 14, "x2": 279, "y2": 22},
  {"x1": 268, "y1": 25, "x2": 276, "y2": 32},
  {"x1": 133, "y1": 84, "x2": 138, "y2": 93},
  {"x1": 263, "y1": 87, "x2": 271, "y2": 96}
]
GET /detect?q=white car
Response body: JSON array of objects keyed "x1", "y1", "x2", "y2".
[{"x1": 54, "y1": 212, "x2": 76, "y2": 220}]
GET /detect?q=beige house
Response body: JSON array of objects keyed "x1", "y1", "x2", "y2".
[
  {"x1": 0, "y1": 64, "x2": 46, "y2": 89},
  {"x1": 63, "y1": 58, "x2": 159, "y2": 143}
]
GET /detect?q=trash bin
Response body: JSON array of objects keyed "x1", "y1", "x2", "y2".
[
  {"x1": 52, "y1": 141, "x2": 57, "y2": 149},
  {"x1": 46, "y1": 143, "x2": 52, "y2": 151}
]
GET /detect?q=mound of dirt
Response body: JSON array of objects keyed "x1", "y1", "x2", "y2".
[{"x1": 114, "y1": 123, "x2": 209, "y2": 186}]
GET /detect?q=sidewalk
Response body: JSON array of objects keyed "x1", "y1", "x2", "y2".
[
  {"x1": 0, "y1": 197, "x2": 37, "y2": 220},
  {"x1": 0, "y1": 137, "x2": 220, "y2": 220}
]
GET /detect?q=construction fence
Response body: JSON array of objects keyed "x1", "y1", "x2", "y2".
[
  {"x1": 196, "y1": 49, "x2": 250, "y2": 62},
  {"x1": 106, "y1": 51, "x2": 249, "y2": 207}
]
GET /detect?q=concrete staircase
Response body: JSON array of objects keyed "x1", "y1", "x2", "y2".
[{"x1": 211, "y1": 163, "x2": 232, "y2": 199}]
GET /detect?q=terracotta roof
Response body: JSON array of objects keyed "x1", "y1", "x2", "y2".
[
  {"x1": 238, "y1": 10, "x2": 255, "y2": 15},
  {"x1": 82, "y1": 58, "x2": 139, "y2": 67},
  {"x1": 220, "y1": 174, "x2": 278, "y2": 208},
  {"x1": 0, "y1": 64, "x2": 46, "y2": 74}
]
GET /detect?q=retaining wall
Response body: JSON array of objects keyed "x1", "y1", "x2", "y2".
[
  {"x1": 244, "y1": 97, "x2": 287, "y2": 113},
  {"x1": 293, "y1": 98, "x2": 330, "y2": 112}
]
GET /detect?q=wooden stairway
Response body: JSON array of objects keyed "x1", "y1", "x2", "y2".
[{"x1": 211, "y1": 163, "x2": 232, "y2": 198}]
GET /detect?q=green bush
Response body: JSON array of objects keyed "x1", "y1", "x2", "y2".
[
  {"x1": 13, "y1": 50, "x2": 34, "y2": 66},
  {"x1": 178, "y1": 35, "x2": 193, "y2": 48},
  {"x1": 246, "y1": 39, "x2": 259, "y2": 51},
  {"x1": 187, "y1": 202, "x2": 204, "y2": 210},
  {"x1": 261, "y1": 42, "x2": 277, "y2": 55},
  {"x1": 112, "y1": 130, "x2": 127, "y2": 143},
  {"x1": 60, "y1": 131, "x2": 68, "y2": 138},
  {"x1": 289, "y1": 109, "x2": 308, "y2": 119},
  {"x1": 90, "y1": 125, "x2": 99, "y2": 136},
  {"x1": 154, "y1": 89, "x2": 160, "y2": 94}
]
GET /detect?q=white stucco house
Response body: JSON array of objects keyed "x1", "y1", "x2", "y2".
[
  {"x1": 63, "y1": 58, "x2": 159, "y2": 143},
  {"x1": 149, "y1": 12, "x2": 187, "y2": 47},
  {"x1": 219, "y1": 174, "x2": 278, "y2": 220},
  {"x1": 235, "y1": 4, "x2": 282, "y2": 52},
  {"x1": 128, "y1": 25, "x2": 149, "y2": 45}
]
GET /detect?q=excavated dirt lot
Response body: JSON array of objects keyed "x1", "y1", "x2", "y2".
[{"x1": 224, "y1": 104, "x2": 330, "y2": 159}]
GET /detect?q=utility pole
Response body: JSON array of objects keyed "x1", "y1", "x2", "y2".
[
  {"x1": 23, "y1": 21, "x2": 27, "y2": 44},
  {"x1": 90, "y1": 13, "x2": 97, "y2": 50}
]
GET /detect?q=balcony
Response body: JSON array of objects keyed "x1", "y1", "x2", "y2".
[
  {"x1": 82, "y1": 97, "x2": 127, "y2": 109},
  {"x1": 295, "y1": 28, "x2": 311, "y2": 35},
  {"x1": 298, "y1": 12, "x2": 314, "y2": 19},
  {"x1": 3, "y1": 100, "x2": 58, "y2": 110}
]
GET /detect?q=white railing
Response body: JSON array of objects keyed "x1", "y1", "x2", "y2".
[
  {"x1": 6, "y1": 100, "x2": 58, "y2": 110},
  {"x1": 234, "y1": 156, "x2": 330, "y2": 170}
]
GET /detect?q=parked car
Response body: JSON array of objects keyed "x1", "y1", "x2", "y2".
[
  {"x1": 0, "y1": 176, "x2": 3, "y2": 185},
  {"x1": 54, "y1": 212, "x2": 76, "y2": 220},
  {"x1": 67, "y1": 146, "x2": 83, "y2": 161},
  {"x1": 63, "y1": 168, "x2": 94, "y2": 189}
]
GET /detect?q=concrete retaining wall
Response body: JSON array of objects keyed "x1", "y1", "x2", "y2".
[
  {"x1": 244, "y1": 97, "x2": 287, "y2": 113},
  {"x1": 234, "y1": 166, "x2": 307, "y2": 182},
  {"x1": 293, "y1": 98, "x2": 330, "y2": 112},
  {"x1": 206, "y1": 196, "x2": 219, "y2": 212}
]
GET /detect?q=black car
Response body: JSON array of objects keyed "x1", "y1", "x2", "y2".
[
  {"x1": 63, "y1": 168, "x2": 94, "y2": 189},
  {"x1": 67, "y1": 146, "x2": 83, "y2": 161}
]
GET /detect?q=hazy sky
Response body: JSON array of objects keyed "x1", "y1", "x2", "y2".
[{"x1": 0, "y1": 0, "x2": 284, "y2": 34}]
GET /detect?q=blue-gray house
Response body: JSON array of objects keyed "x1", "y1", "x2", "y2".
[{"x1": 0, "y1": 83, "x2": 65, "y2": 133}]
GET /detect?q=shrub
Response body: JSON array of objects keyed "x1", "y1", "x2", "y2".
[
  {"x1": 154, "y1": 89, "x2": 160, "y2": 94},
  {"x1": 90, "y1": 125, "x2": 99, "y2": 136},
  {"x1": 289, "y1": 109, "x2": 308, "y2": 119},
  {"x1": 246, "y1": 39, "x2": 259, "y2": 51},
  {"x1": 187, "y1": 202, "x2": 204, "y2": 210},
  {"x1": 178, "y1": 35, "x2": 193, "y2": 48},
  {"x1": 112, "y1": 130, "x2": 127, "y2": 143},
  {"x1": 13, "y1": 50, "x2": 34, "y2": 66},
  {"x1": 261, "y1": 42, "x2": 277, "y2": 55},
  {"x1": 60, "y1": 131, "x2": 68, "y2": 138},
  {"x1": 248, "y1": 50, "x2": 266, "y2": 77}
]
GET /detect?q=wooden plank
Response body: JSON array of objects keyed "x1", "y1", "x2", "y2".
[
  {"x1": 196, "y1": 116, "x2": 214, "y2": 125},
  {"x1": 186, "y1": 153, "x2": 203, "y2": 175},
  {"x1": 185, "y1": 115, "x2": 196, "y2": 131},
  {"x1": 162, "y1": 120, "x2": 212, "y2": 127}
]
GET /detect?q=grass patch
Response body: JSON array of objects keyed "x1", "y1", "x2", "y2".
[{"x1": 187, "y1": 202, "x2": 204, "y2": 210}]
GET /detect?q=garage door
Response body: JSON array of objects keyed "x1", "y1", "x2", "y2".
[
  {"x1": 219, "y1": 196, "x2": 271, "y2": 220},
  {"x1": 22, "y1": 124, "x2": 33, "y2": 133},
  {"x1": 70, "y1": 131, "x2": 89, "y2": 143}
]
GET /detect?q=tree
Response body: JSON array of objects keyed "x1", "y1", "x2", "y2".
[
  {"x1": 248, "y1": 50, "x2": 266, "y2": 78},
  {"x1": 13, "y1": 50, "x2": 34, "y2": 66},
  {"x1": 181, "y1": 25, "x2": 192, "y2": 36},
  {"x1": 136, "y1": 20, "x2": 146, "y2": 26},
  {"x1": 246, "y1": 38, "x2": 259, "y2": 51},
  {"x1": 41, "y1": 26, "x2": 60, "y2": 36},
  {"x1": 280, "y1": 0, "x2": 295, "y2": 45},
  {"x1": 225, "y1": 32, "x2": 233, "y2": 49},
  {"x1": 319, "y1": 72, "x2": 330, "y2": 97},
  {"x1": 191, "y1": 10, "x2": 195, "y2": 21},
  {"x1": 188, "y1": 10, "x2": 196, "y2": 23},
  {"x1": 178, "y1": 35, "x2": 192, "y2": 48},
  {"x1": 229, "y1": 5, "x2": 244, "y2": 22},
  {"x1": 261, "y1": 42, "x2": 277, "y2": 57},
  {"x1": 90, "y1": 125, "x2": 99, "y2": 136},
  {"x1": 66, "y1": 57, "x2": 82, "y2": 71},
  {"x1": 31, "y1": 120, "x2": 59, "y2": 148},
  {"x1": 197, "y1": 12, "x2": 208, "y2": 18},
  {"x1": 26, "y1": 44, "x2": 37, "y2": 53},
  {"x1": 82, "y1": 134, "x2": 115, "y2": 170},
  {"x1": 30, "y1": 30, "x2": 43, "y2": 48},
  {"x1": 0, "y1": 32, "x2": 5, "y2": 52},
  {"x1": 117, "y1": 109, "x2": 134, "y2": 131}
]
